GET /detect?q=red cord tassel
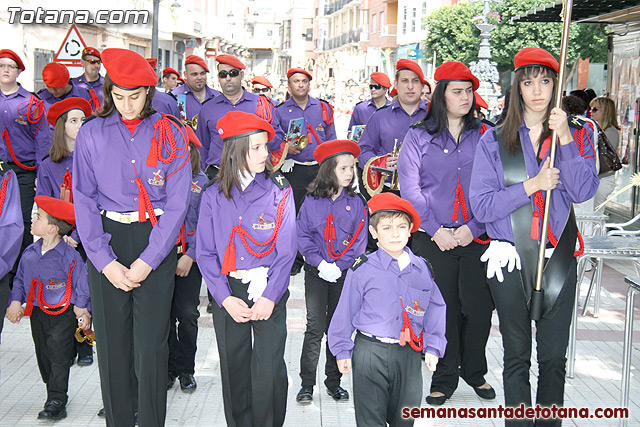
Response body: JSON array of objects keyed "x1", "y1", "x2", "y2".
[
  {"x1": 147, "y1": 137, "x2": 158, "y2": 167},
  {"x1": 530, "y1": 211, "x2": 540, "y2": 240},
  {"x1": 24, "y1": 280, "x2": 37, "y2": 317},
  {"x1": 221, "y1": 242, "x2": 236, "y2": 276}
]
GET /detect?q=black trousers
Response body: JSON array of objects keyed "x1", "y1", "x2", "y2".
[
  {"x1": 168, "y1": 253, "x2": 202, "y2": 375},
  {"x1": 412, "y1": 231, "x2": 494, "y2": 397},
  {"x1": 488, "y1": 259, "x2": 577, "y2": 427},
  {"x1": 7, "y1": 163, "x2": 36, "y2": 271},
  {"x1": 88, "y1": 217, "x2": 176, "y2": 427},
  {"x1": 299, "y1": 263, "x2": 344, "y2": 388},
  {"x1": 0, "y1": 274, "x2": 9, "y2": 338},
  {"x1": 353, "y1": 333, "x2": 422, "y2": 427},
  {"x1": 283, "y1": 163, "x2": 319, "y2": 269},
  {"x1": 212, "y1": 276, "x2": 289, "y2": 427},
  {"x1": 30, "y1": 306, "x2": 77, "y2": 404}
]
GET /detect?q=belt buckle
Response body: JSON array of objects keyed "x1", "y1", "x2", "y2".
[{"x1": 118, "y1": 214, "x2": 132, "y2": 224}]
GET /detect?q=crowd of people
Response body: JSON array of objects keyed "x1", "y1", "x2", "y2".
[{"x1": 0, "y1": 42, "x2": 621, "y2": 427}]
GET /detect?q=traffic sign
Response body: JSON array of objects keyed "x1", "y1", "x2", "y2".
[{"x1": 53, "y1": 24, "x2": 87, "y2": 65}]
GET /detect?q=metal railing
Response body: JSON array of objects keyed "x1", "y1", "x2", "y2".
[{"x1": 321, "y1": 27, "x2": 363, "y2": 50}]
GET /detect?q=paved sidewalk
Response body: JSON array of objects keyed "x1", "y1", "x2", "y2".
[{"x1": 1, "y1": 260, "x2": 639, "y2": 426}]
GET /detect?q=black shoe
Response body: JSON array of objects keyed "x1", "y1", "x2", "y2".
[
  {"x1": 426, "y1": 393, "x2": 448, "y2": 406},
  {"x1": 296, "y1": 386, "x2": 313, "y2": 403},
  {"x1": 206, "y1": 302, "x2": 213, "y2": 313},
  {"x1": 473, "y1": 384, "x2": 496, "y2": 400},
  {"x1": 326, "y1": 385, "x2": 349, "y2": 401},
  {"x1": 77, "y1": 355, "x2": 93, "y2": 366},
  {"x1": 179, "y1": 373, "x2": 197, "y2": 392},
  {"x1": 290, "y1": 264, "x2": 302, "y2": 276},
  {"x1": 97, "y1": 407, "x2": 105, "y2": 417},
  {"x1": 168, "y1": 373, "x2": 177, "y2": 390},
  {"x1": 70, "y1": 357, "x2": 75, "y2": 366},
  {"x1": 38, "y1": 400, "x2": 67, "y2": 420}
]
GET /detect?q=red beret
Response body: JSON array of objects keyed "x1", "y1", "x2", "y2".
[
  {"x1": 367, "y1": 193, "x2": 420, "y2": 233},
  {"x1": 216, "y1": 54, "x2": 245, "y2": 70},
  {"x1": 162, "y1": 67, "x2": 179, "y2": 77},
  {"x1": 389, "y1": 87, "x2": 397, "y2": 97},
  {"x1": 0, "y1": 49, "x2": 25, "y2": 71},
  {"x1": 46, "y1": 98, "x2": 92, "y2": 126},
  {"x1": 102, "y1": 48, "x2": 158, "y2": 89},
  {"x1": 370, "y1": 72, "x2": 391, "y2": 88},
  {"x1": 252, "y1": 76, "x2": 273, "y2": 88},
  {"x1": 178, "y1": 77, "x2": 186, "y2": 84},
  {"x1": 42, "y1": 63, "x2": 69, "y2": 89},
  {"x1": 185, "y1": 125, "x2": 202, "y2": 148},
  {"x1": 313, "y1": 139, "x2": 360, "y2": 164},
  {"x1": 82, "y1": 47, "x2": 101, "y2": 60},
  {"x1": 216, "y1": 111, "x2": 275, "y2": 142},
  {"x1": 34, "y1": 195, "x2": 75, "y2": 226},
  {"x1": 145, "y1": 58, "x2": 158, "y2": 69},
  {"x1": 434, "y1": 61, "x2": 479, "y2": 91},
  {"x1": 185, "y1": 55, "x2": 210, "y2": 72},
  {"x1": 396, "y1": 59, "x2": 425, "y2": 83},
  {"x1": 287, "y1": 68, "x2": 312, "y2": 81},
  {"x1": 514, "y1": 47, "x2": 559, "y2": 73},
  {"x1": 474, "y1": 92, "x2": 489, "y2": 110}
]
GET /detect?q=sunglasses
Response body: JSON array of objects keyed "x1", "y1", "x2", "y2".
[
  {"x1": 369, "y1": 84, "x2": 383, "y2": 90},
  {"x1": 218, "y1": 69, "x2": 240, "y2": 79},
  {"x1": 253, "y1": 87, "x2": 271, "y2": 93},
  {"x1": 86, "y1": 59, "x2": 101, "y2": 65},
  {"x1": 590, "y1": 107, "x2": 599, "y2": 112}
]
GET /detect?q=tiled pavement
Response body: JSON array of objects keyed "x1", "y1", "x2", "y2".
[{"x1": 1, "y1": 259, "x2": 639, "y2": 426}]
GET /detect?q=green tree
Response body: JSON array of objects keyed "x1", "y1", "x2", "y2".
[{"x1": 424, "y1": 0, "x2": 608, "y2": 72}]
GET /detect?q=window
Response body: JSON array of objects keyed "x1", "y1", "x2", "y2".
[
  {"x1": 129, "y1": 44, "x2": 145, "y2": 56},
  {"x1": 411, "y1": 20, "x2": 415, "y2": 32},
  {"x1": 371, "y1": 13, "x2": 376, "y2": 33},
  {"x1": 422, "y1": 2, "x2": 427, "y2": 15},
  {"x1": 413, "y1": 8, "x2": 416, "y2": 18},
  {"x1": 402, "y1": 21, "x2": 406, "y2": 34},
  {"x1": 403, "y1": 6, "x2": 407, "y2": 20},
  {"x1": 380, "y1": 11, "x2": 384, "y2": 30}
]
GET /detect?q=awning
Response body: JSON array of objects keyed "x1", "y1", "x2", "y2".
[{"x1": 512, "y1": 0, "x2": 640, "y2": 23}]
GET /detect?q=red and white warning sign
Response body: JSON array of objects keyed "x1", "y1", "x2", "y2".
[{"x1": 53, "y1": 24, "x2": 87, "y2": 65}]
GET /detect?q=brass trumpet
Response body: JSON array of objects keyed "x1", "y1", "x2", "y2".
[
  {"x1": 288, "y1": 134, "x2": 308, "y2": 150},
  {"x1": 185, "y1": 114, "x2": 198, "y2": 130},
  {"x1": 388, "y1": 139, "x2": 401, "y2": 191}
]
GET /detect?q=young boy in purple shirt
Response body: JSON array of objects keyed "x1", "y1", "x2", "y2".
[
  {"x1": 6, "y1": 195, "x2": 90, "y2": 421},
  {"x1": 328, "y1": 192, "x2": 447, "y2": 426}
]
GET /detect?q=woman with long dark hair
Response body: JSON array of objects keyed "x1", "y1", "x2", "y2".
[
  {"x1": 470, "y1": 48, "x2": 598, "y2": 426},
  {"x1": 73, "y1": 49, "x2": 191, "y2": 427},
  {"x1": 590, "y1": 96, "x2": 621, "y2": 208},
  {"x1": 398, "y1": 61, "x2": 495, "y2": 406},
  {"x1": 196, "y1": 111, "x2": 296, "y2": 427}
]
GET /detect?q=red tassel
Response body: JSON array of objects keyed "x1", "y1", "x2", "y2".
[
  {"x1": 146, "y1": 137, "x2": 158, "y2": 167},
  {"x1": 24, "y1": 280, "x2": 37, "y2": 317},
  {"x1": 452, "y1": 197, "x2": 459, "y2": 222},
  {"x1": 530, "y1": 211, "x2": 540, "y2": 240},
  {"x1": 221, "y1": 243, "x2": 236, "y2": 276},
  {"x1": 138, "y1": 194, "x2": 146, "y2": 223}
]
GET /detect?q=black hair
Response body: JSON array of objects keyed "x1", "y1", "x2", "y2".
[
  {"x1": 415, "y1": 79, "x2": 479, "y2": 137},
  {"x1": 97, "y1": 75, "x2": 156, "y2": 119},
  {"x1": 46, "y1": 213, "x2": 73, "y2": 237},
  {"x1": 307, "y1": 154, "x2": 357, "y2": 198},
  {"x1": 562, "y1": 95, "x2": 586, "y2": 116}
]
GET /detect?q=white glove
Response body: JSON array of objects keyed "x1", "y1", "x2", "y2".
[
  {"x1": 242, "y1": 266, "x2": 269, "y2": 302},
  {"x1": 280, "y1": 159, "x2": 295, "y2": 173},
  {"x1": 480, "y1": 240, "x2": 521, "y2": 283},
  {"x1": 318, "y1": 260, "x2": 342, "y2": 283}
]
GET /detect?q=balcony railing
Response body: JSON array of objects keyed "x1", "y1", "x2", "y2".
[
  {"x1": 323, "y1": 0, "x2": 354, "y2": 16},
  {"x1": 322, "y1": 27, "x2": 363, "y2": 50}
]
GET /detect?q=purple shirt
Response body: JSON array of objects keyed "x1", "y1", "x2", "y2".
[
  {"x1": 357, "y1": 100, "x2": 428, "y2": 166},
  {"x1": 297, "y1": 191, "x2": 368, "y2": 271},
  {"x1": 398, "y1": 122, "x2": 490, "y2": 237},
  {"x1": 328, "y1": 248, "x2": 447, "y2": 360},
  {"x1": 170, "y1": 84, "x2": 219, "y2": 121},
  {"x1": 276, "y1": 97, "x2": 338, "y2": 163},
  {"x1": 347, "y1": 97, "x2": 391, "y2": 131},
  {"x1": 469, "y1": 122, "x2": 599, "y2": 242},
  {"x1": 73, "y1": 112, "x2": 191, "y2": 271},
  {"x1": 198, "y1": 89, "x2": 285, "y2": 168},
  {"x1": 152, "y1": 91, "x2": 180, "y2": 118},
  {"x1": 184, "y1": 171, "x2": 208, "y2": 261},
  {"x1": 38, "y1": 83, "x2": 92, "y2": 112},
  {"x1": 196, "y1": 173, "x2": 297, "y2": 306},
  {"x1": 0, "y1": 168, "x2": 23, "y2": 278},
  {"x1": 0, "y1": 85, "x2": 49, "y2": 166},
  {"x1": 71, "y1": 74, "x2": 104, "y2": 105},
  {"x1": 10, "y1": 238, "x2": 90, "y2": 310}
]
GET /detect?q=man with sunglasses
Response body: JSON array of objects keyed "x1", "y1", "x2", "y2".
[
  {"x1": 71, "y1": 47, "x2": 103, "y2": 109},
  {"x1": 347, "y1": 72, "x2": 391, "y2": 133},
  {"x1": 251, "y1": 76, "x2": 273, "y2": 99},
  {"x1": 197, "y1": 54, "x2": 284, "y2": 180}
]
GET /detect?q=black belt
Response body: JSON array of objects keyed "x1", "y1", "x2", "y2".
[{"x1": 496, "y1": 129, "x2": 577, "y2": 318}]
